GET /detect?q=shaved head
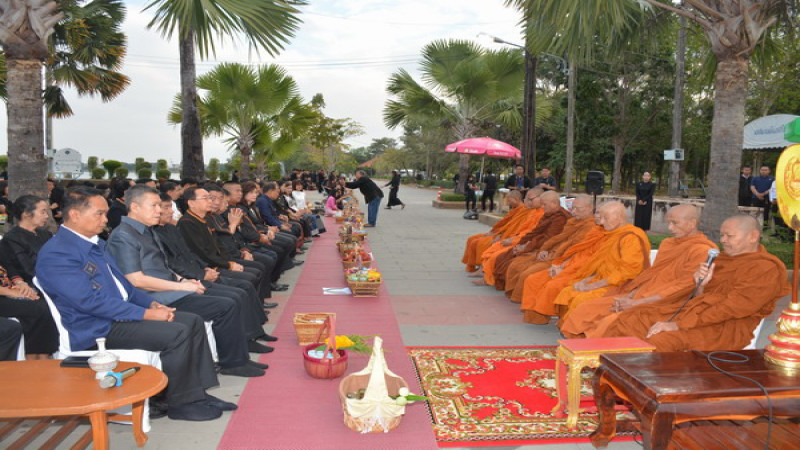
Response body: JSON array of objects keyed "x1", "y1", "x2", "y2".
[
  {"x1": 540, "y1": 191, "x2": 561, "y2": 213},
  {"x1": 507, "y1": 190, "x2": 523, "y2": 207},
  {"x1": 525, "y1": 187, "x2": 545, "y2": 209},
  {"x1": 720, "y1": 215, "x2": 761, "y2": 256},
  {"x1": 597, "y1": 201, "x2": 628, "y2": 231},
  {"x1": 571, "y1": 194, "x2": 594, "y2": 220},
  {"x1": 666, "y1": 204, "x2": 700, "y2": 238}
]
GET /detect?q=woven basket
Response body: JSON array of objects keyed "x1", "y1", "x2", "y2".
[
  {"x1": 302, "y1": 317, "x2": 348, "y2": 379},
  {"x1": 337, "y1": 241, "x2": 360, "y2": 256},
  {"x1": 335, "y1": 216, "x2": 346, "y2": 223},
  {"x1": 342, "y1": 259, "x2": 372, "y2": 270},
  {"x1": 293, "y1": 312, "x2": 335, "y2": 345},
  {"x1": 347, "y1": 279, "x2": 380, "y2": 297},
  {"x1": 338, "y1": 337, "x2": 407, "y2": 433}
]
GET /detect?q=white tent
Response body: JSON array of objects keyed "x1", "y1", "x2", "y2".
[{"x1": 743, "y1": 114, "x2": 799, "y2": 150}]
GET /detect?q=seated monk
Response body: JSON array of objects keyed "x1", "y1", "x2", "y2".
[
  {"x1": 561, "y1": 204, "x2": 717, "y2": 338},
  {"x1": 520, "y1": 211, "x2": 607, "y2": 324},
  {"x1": 599, "y1": 215, "x2": 790, "y2": 352},
  {"x1": 490, "y1": 191, "x2": 570, "y2": 290},
  {"x1": 505, "y1": 194, "x2": 595, "y2": 301},
  {"x1": 473, "y1": 188, "x2": 544, "y2": 286},
  {"x1": 553, "y1": 201, "x2": 650, "y2": 323},
  {"x1": 462, "y1": 191, "x2": 524, "y2": 272}
]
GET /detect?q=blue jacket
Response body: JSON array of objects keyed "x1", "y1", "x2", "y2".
[
  {"x1": 255, "y1": 194, "x2": 282, "y2": 227},
  {"x1": 35, "y1": 226, "x2": 154, "y2": 351}
]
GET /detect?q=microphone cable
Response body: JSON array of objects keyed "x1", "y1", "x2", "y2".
[
  {"x1": 692, "y1": 350, "x2": 773, "y2": 450},
  {"x1": 665, "y1": 282, "x2": 702, "y2": 322}
]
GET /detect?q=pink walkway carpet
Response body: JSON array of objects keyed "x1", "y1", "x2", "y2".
[{"x1": 218, "y1": 219, "x2": 438, "y2": 450}]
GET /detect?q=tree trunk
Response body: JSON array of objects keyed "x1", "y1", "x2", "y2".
[
  {"x1": 456, "y1": 154, "x2": 469, "y2": 195},
  {"x1": 668, "y1": 13, "x2": 687, "y2": 197},
  {"x1": 698, "y1": 57, "x2": 749, "y2": 241},
  {"x1": 611, "y1": 138, "x2": 624, "y2": 193},
  {"x1": 563, "y1": 60, "x2": 576, "y2": 194},
  {"x1": 240, "y1": 146, "x2": 251, "y2": 179},
  {"x1": 179, "y1": 32, "x2": 205, "y2": 181},
  {"x1": 6, "y1": 59, "x2": 48, "y2": 200},
  {"x1": 522, "y1": 51, "x2": 537, "y2": 179}
]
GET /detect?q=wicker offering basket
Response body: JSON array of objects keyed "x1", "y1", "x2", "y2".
[
  {"x1": 293, "y1": 312, "x2": 336, "y2": 346},
  {"x1": 342, "y1": 259, "x2": 372, "y2": 270},
  {"x1": 346, "y1": 279, "x2": 380, "y2": 297},
  {"x1": 302, "y1": 316, "x2": 348, "y2": 379},
  {"x1": 338, "y1": 337, "x2": 407, "y2": 433}
]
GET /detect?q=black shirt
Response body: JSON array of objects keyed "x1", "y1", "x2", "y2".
[
  {"x1": 0, "y1": 226, "x2": 52, "y2": 283},
  {"x1": 504, "y1": 175, "x2": 532, "y2": 190},
  {"x1": 345, "y1": 176, "x2": 384, "y2": 203},
  {"x1": 483, "y1": 174, "x2": 497, "y2": 190},
  {"x1": 178, "y1": 211, "x2": 232, "y2": 269},
  {"x1": 154, "y1": 223, "x2": 208, "y2": 281}
]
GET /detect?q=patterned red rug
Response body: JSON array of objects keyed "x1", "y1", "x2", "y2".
[{"x1": 408, "y1": 346, "x2": 635, "y2": 447}]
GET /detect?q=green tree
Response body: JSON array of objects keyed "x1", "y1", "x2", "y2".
[
  {"x1": 303, "y1": 93, "x2": 363, "y2": 173},
  {"x1": 114, "y1": 166, "x2": 129, "y2": 178},
  {"x1": 91, "y1": 167, "x2": 106, "y2": 179},
  {"x1": 102, "y1": 159, "x2": 122, "y2": 178},
  {"x1": 156, "y1": 168, "x2": 171, "y2": 180},
  {"x1": 169, "y1": 62, "x2": 314, "y2": 179},
  {"x1": 138, "y1": 168, "x2": 153, "y2": 179},
  {"x1": 87, "y1": 156, "x2": 99, "y2": 171},
  {"x1": 205, "y1": 157, "x2": 220, "y2": 181},
  {"x1": 144, "y1": 0, "x2": 306, "y2": 180},
  {"x1": 156, "y1": 159, "x2": 168, "y2": 170},
  {"x1": 0, "y1": 1, "x2": 64, "y2": 199},
  {"x1": 384, "y1": 39, "x2": 539, "y2": 193},
  {"x1": 134, "y1": 157, "x2": 146, "y2": 171}
]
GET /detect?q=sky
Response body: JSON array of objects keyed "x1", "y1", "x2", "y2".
[{"x1": 0, "y1": 0, "x2": 522, "y2": 167}]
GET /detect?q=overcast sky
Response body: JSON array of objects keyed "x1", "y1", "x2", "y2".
[{"x1": 0, "y1": 0, "x2": 521, "y2": 166}]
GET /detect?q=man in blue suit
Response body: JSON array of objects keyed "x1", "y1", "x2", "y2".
[{"x1": 36, "y1": 186, "x2": 234, "y2": 422}]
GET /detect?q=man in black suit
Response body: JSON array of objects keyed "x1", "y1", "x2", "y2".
[
  {"x1": 480, "y1": 169, "x2": 498, "y2": 212},
  {"x1": 346, "y1": 170, "x2": 384, "y2": 227}
]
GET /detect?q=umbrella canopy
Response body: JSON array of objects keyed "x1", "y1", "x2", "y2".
[{"x1": 445, "y1": 137, "x2": 521, "y2": 160}]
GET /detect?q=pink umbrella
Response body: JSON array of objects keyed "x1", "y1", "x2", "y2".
[{"x1": 445, "y1": 137, "x2": 522, "y2": 159}]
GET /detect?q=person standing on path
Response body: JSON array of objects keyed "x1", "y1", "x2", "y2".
[
  {"x1": 480, "y1": 169, "x2": 497, "y2": 212},
  {"x1": 634, "y1": 172, "x2": 655, "y2": 231},
  {"x1": 346, "y1": 170, "x2": 384, "y2": 227},
  {"x1": 384, "y1": 170, "x2": 406, "y2": 210},
  {"x1": 750, "y1": 165, "x2": 774, "y2": 228}
]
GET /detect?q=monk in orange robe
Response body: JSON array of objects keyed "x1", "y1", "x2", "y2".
[
  {"x1": 490, "y1": 191, "x2": 570, "y2": 290},
  {"x1": 600, "y1": 215, "x2": 789, "y2": 352},
  {"x1": 561, "y1": 205, "x2": 717, "y2": 337},
  {"x1": 473, "y1": 188, "x2": 545, "y2": 286},
  {"x1": 553, "y1": 202, "x2": 650, "y2": 323},
  {"x1": 520, "y1": 218, "x2": 607, "y2": 324},
  {"x1": 504, "y1": 195, "x2": 596, "y2": 301},
  {"x1": 462, "y1": 191, "x2": 524, "y2": 272}
]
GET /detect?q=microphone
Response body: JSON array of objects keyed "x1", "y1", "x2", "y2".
[
  {"x1": 697, "y1": 248, "x2": 720, "y2": 285},
  {"x1": 99, "y1": 366, "x2": 141, "y2": 389}
]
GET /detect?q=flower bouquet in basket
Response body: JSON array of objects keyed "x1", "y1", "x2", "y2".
[
  {"x1": 342, "y1": 248, "x2": 372, "y2": 269},
  {"x1": 303, "y1": 315, "x2": 375, "y2": 379},
  {"x1": 338, "y1": 337, "x2": 427, "y2": 433}
]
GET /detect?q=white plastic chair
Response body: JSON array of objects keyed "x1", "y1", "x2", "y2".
[
  {"x1": 34, "y1": 278, "x2": 161, "y2": 432},
  {"x1": 743, "y1": 318, "x2": 766, "y2": 350},
  {"x1": 649, "y1": 249, "x2": 659, "y2": 266},
  {"x1": 9, "y1": 317, "x2": 24, "y2": 360}
]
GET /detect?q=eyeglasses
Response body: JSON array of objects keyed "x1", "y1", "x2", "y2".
[{"x1": 193, "y1": 196, "x2": 211, "y2": 201}]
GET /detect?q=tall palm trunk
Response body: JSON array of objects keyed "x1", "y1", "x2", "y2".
[
  {"x1": 668, "y1": 13, "x2": 687, "y2": 197},
  {"x1": 240, "y1": 145, "x2": 252, "y2": 179},
  {"x1": 6, "y1": 59, "x2": 48, "y2": 200},
  {"x1": 179, "y1": 31, "x2": 204, "y2": 180},
  {"x1": 698, "y1": 57, "x2": 749, "y2": 240},
  {"x1": 563, "y1": 59, "x2": 576, "y2": 194}
]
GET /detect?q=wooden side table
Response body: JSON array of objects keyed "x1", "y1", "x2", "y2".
[
  {"x1": 552, "y1": 337, "x2": 655, "y2": 429},
  {"x1": 0, "y1": 360, "x2": 167, "y2": 449}
]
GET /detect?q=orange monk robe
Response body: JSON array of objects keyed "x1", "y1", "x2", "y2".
[
  {"x1": 520, "y1": 225, "x2": 606, "y2": 322},
  {"x1": 506, "y1": 217, "x2": 597, "y2": 302},
  {"x1": 554, "y1": 224, "x2": 651, "y2": 322},
  {"x1": 470, "y1": 206, "x2": 537, "y2": 269},
  {"x1": 562, "y1": 233, "x2": 717, "y2": 337},
  {"x1": 462, "y1": 205, "x2": 526, "y2": 271},
  {"x1": 491, "y1": 208, "x2": 571, "y2": 290},
  {"x1": 481, "y1": 208, "x2": 544, "y2": 286},
  {"x1": 600, "y1": 246, "x2": 789, "y2": 351}
]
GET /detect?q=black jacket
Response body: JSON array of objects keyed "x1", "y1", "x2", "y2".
[
  {"x1": 0, "y1": 226, "x2": 52, "y2": 283},
  {"x1": 154, "y1": 223, "x2": 208, "y2": 280},
  {"x1": 346, "y1": 176, "x2": 384, "y2": 203},
  {"x1": 504, "y1": 175, "x2": 532, "y2": 190},
  {"x1": 178, "y1": 211, "x2": 232, "y2": 269}
]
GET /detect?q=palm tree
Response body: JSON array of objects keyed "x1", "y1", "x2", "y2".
[
  {"x1": 638, "y1": 0, "x2": 790, "y2": 237},
  {"x1": 0, "y1": 1, "x2": 64, "y2": 200},
  {"x1": 144, "y1": 0, "x2": 306, "y2": 180},
  {"x1": 384, "y1": 39, "x2": 547, "y2": 194},
  {"x1": 169, "y1": 62, "x2": 314, "y2": 179}
]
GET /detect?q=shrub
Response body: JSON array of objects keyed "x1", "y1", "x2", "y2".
[
  {"x1": 219, "y1": 170, "x2": 230, "y2": 182},
  {"x1": 440, "y1": 193, "x2": 465, "y2": 202},
  {"x1": 156, "y1": 169, "x2": 171, "y2": 180},
  {"x1": 87, "y1": 156, "x2": 99, "y2": 171},
  {"x1": 114, "y1": 167, "x2": 129, "y2": 178},
  {"x1": 102, "y1": 160, "x2": 122, "y2": 178},
  {"x1": 91, "y1": 167, "x2": 106, "y2": 179},
  {"x1": 435, "y1": 180, "x2": 456, "y2": 189},
  {"x1": 138, "y1": 168, "x2": 153, "y2": 179}
]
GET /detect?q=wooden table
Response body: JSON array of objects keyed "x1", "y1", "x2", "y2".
[
  {"x1": 0, "y1": 360, "x2": 167, "y2": 449},
  {"x1": 590, "y1": 350, "x2": 800, "y2": 449}
]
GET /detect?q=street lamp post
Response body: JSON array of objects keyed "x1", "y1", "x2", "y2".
[{"x1": 486, "y1": 35, "x2": 537, "y2": 180}]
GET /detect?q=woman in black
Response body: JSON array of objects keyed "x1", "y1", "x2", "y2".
[
  {"x1": 464, "y1": 175, "x2": 477, "y2": 212},
  {"x1": 0, "y1": 195, "x2": 58, "y2": 359},
  {"x1": 383, "y1": 170, "x2": 405, "y2": 210},
  {"x1": 634, "y1": 172, "x2": 655, "y2": 231}
]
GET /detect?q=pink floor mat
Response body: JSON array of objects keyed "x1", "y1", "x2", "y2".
[{"x1": 218, "y1": 218, "x2": 438, "y2": 450}]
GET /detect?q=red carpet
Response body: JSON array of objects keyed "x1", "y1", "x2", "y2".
[
  {"x1": 408, "y1": 346, "x2": 635, "y2": 447},
  {"x1": 218, "y1": 218, "x2": 438, "y2": 450}
]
